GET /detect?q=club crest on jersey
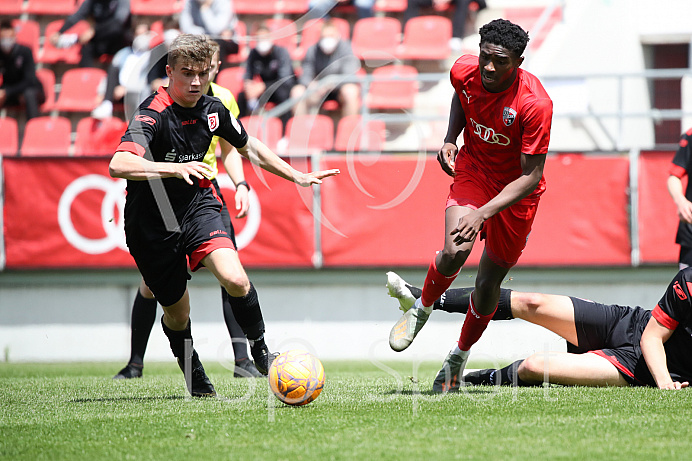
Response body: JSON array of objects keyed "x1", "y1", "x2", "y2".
[
  {"x1": 502, "y1": 107, "x2": 517, "y2": 127},
  {"x1": 208, "y1": 112, "x2": 219, "y2": 131}
]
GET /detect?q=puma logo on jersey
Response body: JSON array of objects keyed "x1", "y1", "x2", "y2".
[{"x1": 462, "y1": 90, "x2": 471, "y2": 104}]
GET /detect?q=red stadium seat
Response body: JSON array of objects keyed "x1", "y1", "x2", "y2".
[
  {"x1": 130, "y1": 0, "x2": 183, "y2": 15},
  {"x1": 0, "y1": 117, "x2": 19, "y2": 156},
  {"x1": 293, "y1": 18, "x2": 350, "y2": 61},
  {"x1": 373, "y1": 0, "x2": 407, "y2": 13},
  {"x1": 13, "y1": 20, "x2": 40, "y2": 60},
  {"x1": 397, "y1": 16, "x2": 452, "y2": 60},
  {"x1": 239, "y1": 116, "x2": 283, "y2": 152},
  {"x1": 74, "y1": 117, "x2": 128, "y2": 156},
  {"x1": 216, "y1": 67, "x2": 245, "y2": 99},
  {"x1": 54, "y1": 68, "x2": 107, "y2": 113},
  {"x1": 351, "y1": 17, "x2": 401, "y2": 61},
  {"x1": 285, "y1": 115, "x2": 333, "y2": 154},
  {"x1": 26, "y1": 0, "x2": 77, "y2": 15},
  {"x1": 504, "y1": 6, "x2": 562, "y2": 50},
  {"x1": 20, "y1": 116, "x2": 72, "y2": 156},
  {"x1": 39, "y1": 19, "x2": 90, "y2": 65},
  {"x1": 0, "y1": 0, "x2": 24, "y2": 15},
  {"x1": 235, "y1": 0, "x2": 308, "y2": 15},
  {"x1": 334, "y1": 114, "x2": 385, "y2": 152},
  {"x1": 366, "y1": 65, "x2": 418, "y2": 110},
  {"x1": 36, "y1": 68, "x2": 56, "y2": 113}
]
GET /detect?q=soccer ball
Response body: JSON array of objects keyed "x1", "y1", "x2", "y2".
[{"x1": 268, "y1": 350, "x2": 325, "y2": 406}]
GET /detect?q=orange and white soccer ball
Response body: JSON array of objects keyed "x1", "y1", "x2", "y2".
[{"x1": 268, "y1": 350, "x2": 325, "y2": 406}]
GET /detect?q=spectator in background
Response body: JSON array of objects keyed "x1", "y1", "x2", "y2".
[
  {"x1": 92, "y1": 22, "x2": 153, "y2": 120},
  {"x1": 237, "y1": 22, "x2": 296, "y2": 128},
  {"x1": 147, "y1": 19, "x2": 181, "y2": 93},
  {"x1": 0, "y1": 20, "x2": 45, "y2": 120},
  {"x1": 667, "y1": 127, "x2": 692, "y2": 270},
  {"x1": 49, "y1": 0, "x2": 132, "y2": 68},
  {"x1": 290, "y1": 20, "x2": 361, "y2": 118},
  {"x1": 403, "y1": 0, "x2": 486, "y2": 51},
  {"x1": 180, "y1": 0, "x2": 239, "y2": 61}
]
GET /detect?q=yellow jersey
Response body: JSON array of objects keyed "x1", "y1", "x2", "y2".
[{"x1": 205, "y1": 82, "x2": 241, "y2": 179}]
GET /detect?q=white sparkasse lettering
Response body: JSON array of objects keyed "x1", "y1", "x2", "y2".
[
  {"x1": 178, "y1": 152, "x2": 205, "y2": 162},
  {"x1": 469, "y1": 118, "x2": 510, "y2": 146}
]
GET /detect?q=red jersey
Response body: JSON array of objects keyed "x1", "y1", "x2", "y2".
[{"x1": 450, "y1": 54, "x2": 552, "y2": 199}]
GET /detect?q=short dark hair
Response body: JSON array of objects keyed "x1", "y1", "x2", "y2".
[
  {"x1": 0, "y1": 20, "x2": 14, "y2": 31},
  {"x1": 479, "y1": 19, "x2": 530, "y2": 58}
]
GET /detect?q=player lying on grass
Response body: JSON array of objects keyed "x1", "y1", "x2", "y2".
[{"x1": 386, "y1": 269, "x2": 692, "y2": 392}]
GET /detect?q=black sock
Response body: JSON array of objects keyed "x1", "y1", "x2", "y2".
[
  {"x1": 494, "y1": 288, "x2": 514, "y2": 320},
  {"x1": 227, "y1": 283, "x2": 265, "y2": 341},
  {"x1": 420, "y1": 286, "x2": 513, "y2": 321},
  {"x1": 494, "y1": 360, "x2": 533, "y2": 386},
  {"x1": 129, "y1": 291, "x2": 157, "y2": 366},
  {"x1": 161, "y1": 316, "x2": 193, "y2": 359},
  {"x1": 221, "y1": 287, "x2": 250, "y2": 361}
]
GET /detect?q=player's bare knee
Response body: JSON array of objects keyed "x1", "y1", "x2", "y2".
[
  {"x1": 221, "y1": 274, "x2": 250, "y2": 297},
  {"x1": 513, "y1": 292, "x2": 545, "y2": 311},
  {"x1": 163, "y1": 310, "x2": 189, "y2": 330},
  {"x1": 518, "y1": 355, "x2": 545, "y2": 381}
]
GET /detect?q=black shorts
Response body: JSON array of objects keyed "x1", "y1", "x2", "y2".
[
  {"x1": 568, "y1": 297, "x2": 654, "y2": 386},
  {"x1": 127, "y1": 185, "x2": 235, "y2": 307}
]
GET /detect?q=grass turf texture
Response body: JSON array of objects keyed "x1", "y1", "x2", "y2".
[{"x1": 1, "y1": 361, "x2": 691, "y2": 460}]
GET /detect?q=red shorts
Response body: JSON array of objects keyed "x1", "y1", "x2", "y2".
[{"x1": 446, "y1": 169, "x2": 539, "y2": 268}]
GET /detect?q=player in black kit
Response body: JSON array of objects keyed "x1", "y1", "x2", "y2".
[
  {"x1": 109, "y1": 34, "x2": 339, "y2": 397},
  {"x1": 385, "y1": 269, "x2": 692, "y2": 391},
  {"x1": 667, "y1": 127, "x2": 692, "y2": 269}
]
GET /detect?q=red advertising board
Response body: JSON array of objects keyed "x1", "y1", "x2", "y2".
[
  {"x1": 0, "y1": 152, "x2": 679, "y2": 269},
  {"x1": 637, "y1": 150, "x2": 679, "y2": 264},
  {"x1": 2, "y1": 157, "x2": 315, "y2": 268}
]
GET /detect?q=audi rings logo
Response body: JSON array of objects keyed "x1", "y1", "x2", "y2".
[
  {"x1": 58, "y1": 175, "x2": 127, "y2": 254},
  {"x1": 469, "y1": 118, "x2": 511, "y2": 146},
  {"x1": 58, "y1": 174, "x2": 261, "y2": 254},
  {"x1": 215, "y1": 174, "x2": 261, "y2": 250}
]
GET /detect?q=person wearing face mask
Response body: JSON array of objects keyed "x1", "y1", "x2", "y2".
[
  {"x1": 0, "y1": 20, "x2": 45, "y2": 121},
  {"x1": 49, "y1": 0, "x2": 132, "y2": 68},
  {"x1": 237, "y1": 22, "x2": 296, "y2": 128},
  {"x1": 290, "y1": 19, "x2": 361, "y2": 118},
  {"x1": 92, "y1": 22, "x2": 154, "y2": 120}
]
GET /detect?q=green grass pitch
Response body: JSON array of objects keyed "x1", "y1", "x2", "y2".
[{"x1": 1, "y1": 361, "x2": 691, "y2": 460}]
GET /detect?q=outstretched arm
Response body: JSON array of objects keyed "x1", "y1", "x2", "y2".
[
  {"x1": 219, "y1": 139, "x2": 249, "y2": 218},
  {"x1": 237, "y1": 136, "x2": 340, "y2": 186},
  {"x1": 641, "y1": 316, "x2": 689, "y2": 389}
]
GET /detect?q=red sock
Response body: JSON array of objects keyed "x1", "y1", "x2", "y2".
[
  {"x1": 457, "y1": 294, "x2": 497, "y2": 351},
  {"x1": 420, "y1": 258, "x2": 459, "y2": 308}
]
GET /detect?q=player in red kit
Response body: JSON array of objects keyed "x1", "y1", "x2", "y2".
[{"x1": 388, "y1": 19, "x2": 553, "y2": 392}]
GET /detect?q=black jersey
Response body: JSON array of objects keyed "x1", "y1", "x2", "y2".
[
  {"x1": 670, "y1": 129, "x2": 692, "y2": 248},
  {"x1": 652, "y1": 267, "x2": 692, "y2": 383},
  {"x1": 117, "y1": 86, "x2": 248, "y2": 233}
]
